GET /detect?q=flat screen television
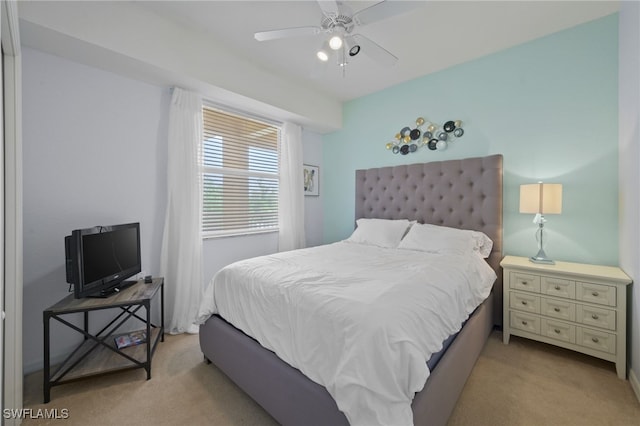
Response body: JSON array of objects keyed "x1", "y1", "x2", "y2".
[{"x1": 65, "y1": 222, "x2": 141, "y2": 298}]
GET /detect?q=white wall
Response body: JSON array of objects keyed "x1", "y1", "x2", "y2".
[
  {"x1": 302, "y1": 129, "x2": 324, "y2": 248},
  {"x1": 22, "y1": 47, "x2": 169, "y2": 373},
  {"x1": 22, "y1": 47, "x2": 326, "y2": 373},
  {"x1": 618, "y1": 1, "x2": 640, "y2": 399},
  {"x1": 17, "y1": 0, "x2": 341, "y2": 133}
]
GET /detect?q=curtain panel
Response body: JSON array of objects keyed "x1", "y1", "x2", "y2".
[
  {"x1": 278, "y1": 122, "x2": 306, "y2": 251},
  {"x1": 160, "y1": 87, "x2": 204, "y2": 334}
]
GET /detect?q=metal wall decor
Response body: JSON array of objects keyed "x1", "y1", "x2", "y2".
[{"x1": 385, "y1": 117, "x2": 465, "y2": 155}]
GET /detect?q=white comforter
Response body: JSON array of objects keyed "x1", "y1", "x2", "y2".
[{"x1": 196, "y1": 241, "x2": 496, "y2": 426}]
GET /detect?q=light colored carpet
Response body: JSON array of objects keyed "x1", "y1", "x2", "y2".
[
  {"x1": 23, "y1": 331, "x2": 640, "y2": 425},
  {"x1": 448, "y1": 332, "x2": 640, "y2": 426}
]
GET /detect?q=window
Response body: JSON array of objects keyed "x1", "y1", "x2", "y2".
[{"x1": 202, "y1": 105, "x2": 280, "y2": 237}]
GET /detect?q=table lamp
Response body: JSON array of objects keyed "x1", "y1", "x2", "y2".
[{"x1": 519, "y1": 182, "x2": 563, "y2": 264}]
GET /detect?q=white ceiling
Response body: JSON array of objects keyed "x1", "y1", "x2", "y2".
[{"x1": 139, "y1": 0, "x2": 619, "y2": 102}]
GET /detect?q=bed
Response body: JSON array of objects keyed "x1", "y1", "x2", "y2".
[{"x1": 198, "y1": 154, "x2": 503, "y2": 425}]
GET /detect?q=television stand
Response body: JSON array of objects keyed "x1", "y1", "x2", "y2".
[{"x1": 43, "y1": 278, "x2": 164, "y2": 403}]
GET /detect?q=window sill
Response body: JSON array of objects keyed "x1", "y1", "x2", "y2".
[{"x1": 203, "y1": 228, "x2": 279, "y2": 240}]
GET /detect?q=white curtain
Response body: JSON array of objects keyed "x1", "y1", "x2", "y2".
[
  {"x1": 278, "y1": 122, "x2": 306, "y2": 251},
  {"x1": 160, "y1": 87, "x2": 203, "y2": 334}
]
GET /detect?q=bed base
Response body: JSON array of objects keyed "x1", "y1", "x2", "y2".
[{"x1": 199, "y1": 292, "x2": 493, "y2": 426}]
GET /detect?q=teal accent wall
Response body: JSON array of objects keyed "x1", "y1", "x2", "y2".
[{"x1": 323, "y1": 14, "x2": 619, "y2": 266}]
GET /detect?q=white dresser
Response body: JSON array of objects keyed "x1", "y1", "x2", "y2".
[{"x1": 501, "y1": 255, "x2": 632, "y2": 379}]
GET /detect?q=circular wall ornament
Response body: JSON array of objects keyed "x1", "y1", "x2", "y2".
[
  {"x1": 385, "y1": 117, "x2": 465, "y2": 155},
  {"x1": 443, "y1": 121, "x2": 456, "y2": 132}
]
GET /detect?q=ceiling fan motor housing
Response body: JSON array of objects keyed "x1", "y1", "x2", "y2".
[{"x1": 321, "y1": 14, "x2": 354, "y2": 34}]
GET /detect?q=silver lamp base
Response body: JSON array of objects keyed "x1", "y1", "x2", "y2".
[
  {"x1": 529, "y1": 218, "x2": 555, "y2": 264},
  {"x1": 529, "y1": 248, "x2": 555, "y2": 265}
]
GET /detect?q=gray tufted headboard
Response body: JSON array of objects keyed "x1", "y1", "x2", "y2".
[{"x1": 355, "y1": 154, "x2": 503, "y2": 326}]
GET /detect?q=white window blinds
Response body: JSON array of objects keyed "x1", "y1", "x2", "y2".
[{"x1": 202, "y1": 105, "x2": 280, "y2": 237}]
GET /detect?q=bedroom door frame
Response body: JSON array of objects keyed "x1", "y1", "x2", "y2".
[{"x1": 2, "y1": 1, "x2": 22, "y2": 423}]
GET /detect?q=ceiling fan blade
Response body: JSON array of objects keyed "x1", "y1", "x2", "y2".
[
  {"x1": 317, "y1": 0, "x2": 339, "y2": 18},
  {"x1": 352, "y1": 1, "x2": 423, "y2": 26},
  {"x1": 254, "y1": 26, "x2": 321, "y2": 42},
  {"x1": 352, "y1": 34, "x2": 398, "y2": 67},
  {"x1": 310, "y1": 58, "x2": 329, "y2": 80}
]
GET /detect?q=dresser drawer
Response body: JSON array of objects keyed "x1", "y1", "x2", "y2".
[
  {"x1": 577, "y1": 327, "x2": 616, "y2": 354},
  {"x1": 541, "y1": 276, "x2": 575, "y2": 299},
  {"x1": 510, "y1": 291, "x2": 540, "y2": 314},
  {"x1": 576, "y1": 282, "x2": 616, "y2": 307},
  {"x1": 510, "y1": 272, "x2": 541, "y2": 293},
  {"x1": 541, "y1": 298, "x2": 576, "y2": 322},
  {"x1": 541, "y1": 319, "x2": 576, "y2": 344},
  {"x1": 510, "y1": 311, "x2": 541, "y2": 334},
  {"x1": 577, "y1": 305, "x2": 616, "y2": 331}
]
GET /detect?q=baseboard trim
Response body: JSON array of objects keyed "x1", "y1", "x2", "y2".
[{"x1": 630, "y1": 368, "x2": 640, "y2": 404}]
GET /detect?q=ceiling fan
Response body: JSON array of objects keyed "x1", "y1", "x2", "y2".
[{"x1": 254, "y1": 0, "x2": 420, "y2": 69}]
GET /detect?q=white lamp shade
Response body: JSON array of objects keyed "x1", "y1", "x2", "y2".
[{"x1": 520, "y1": 183, "x2": 563, "y2": 214}]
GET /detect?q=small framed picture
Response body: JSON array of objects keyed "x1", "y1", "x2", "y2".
[{"x1": 303, "y1": 164, "x2": 319, "y2": 196}]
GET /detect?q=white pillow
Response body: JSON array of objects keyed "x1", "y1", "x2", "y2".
[
  {"x1": 397, "y1": 223, "x2": 493, "y2": 258},
  {"x1": 345, "y1": 218, "x2": 413, "y2": 248},
  {"x1": 471, "y1": 231, "x2": 494, "y2": 258}
]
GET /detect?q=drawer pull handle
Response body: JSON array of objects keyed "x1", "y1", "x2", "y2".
[
  {"x1": 522, "y1": 281, "x2": 528, "y2": 285},
  {"x1": 521, "y1": 301, "x2": 528, "y2": 305},
  {"x1": 592, "y1": 337, "x2": 600, "y2": 343},
  {"x1": 522, "y1": 320, "x2": 528, "y2": 326},
  {"x1": 554, "y1": 328, "x2": 561, "y2": 334},
  {"x1": 555, "y1": 285, "x2": 561, "y2": 290},
  {"x1": 592, "y1": 291, "x2": 599, "y2": 297},
  {"x1": 554, "y1": 307, "x2": 561, "y2": 312},
  {"x1": 592, "y1": 314, "x2": 599, "y2": 320}
]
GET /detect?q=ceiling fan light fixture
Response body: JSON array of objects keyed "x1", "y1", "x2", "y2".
[
  {"x1": 329, "y1": 35, "x2": 343, "y2": 50},
  {"x1": 317, "y1": 40, "x2": 330, "y2": 62},
  {"x1": 253, "y1": 0, "x2": 403, "y2": 72},
  {"x1": 317, "y1": 49, "x2": 329, "y2": 62}
]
